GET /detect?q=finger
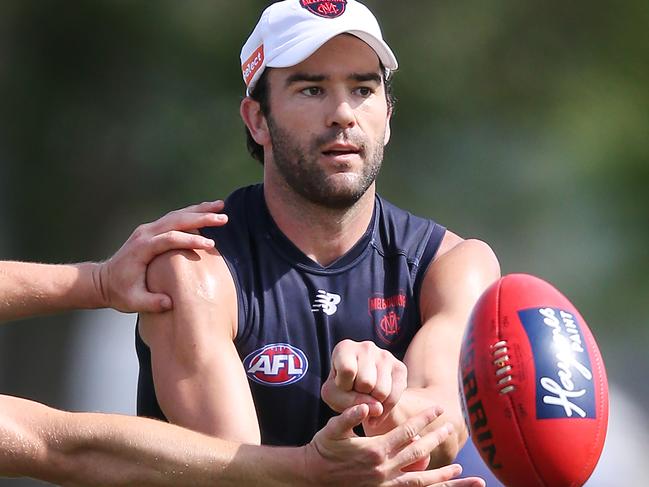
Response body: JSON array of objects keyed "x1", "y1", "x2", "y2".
[
  {"x1": 143, "y1": 231, "x2": 215, "y2": 259},
  {"x1": 383, "y1": 406, "x2": 444, "y2": 451},
  {"x1": 422, "y1": 474, "x2": 485, "y2": 487},
  {"x1": 390, "y1": 422, "x2": 454, "y2": 471},
  {"x1": 388, "y1": 464, "x2": 475, "y2": 487},
  {"x1": 146, "y1": 210, "x2": 228, "y2": 235},
  {"x1": 369, "y1": 358, "x2": 395, "y2": 403},
  {"x1": 380, "y1": 360, "x2": 407, "y2": 417},
  {"x1": 167, "y1": 199, "x2": 225, "y2": 215},
  {"x1": 320, "y1": 404, "x2": 370, "y2": 440},
  {"x1": 353, "y1": 351, "x2": 379, "y2": 395},
  {"x1": 181, "y1": 200, "x2": 225, "y2": 213},
  {"x1": 332, "y1": 351, "x2": 358, "y2": 392},
  {"x1": 436, "y1": 477, "x2": 485, "y2": 487},
  {"x1": 321, "y1": 377, "x2": 383, "y2": 416}
]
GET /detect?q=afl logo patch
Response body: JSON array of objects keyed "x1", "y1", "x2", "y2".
[
  {"x1": 244, "y1": 343, "x2": 309, "y2": 386},
  {"x1": 300, "y1": 0, "x2": 347, "y2": 18}
]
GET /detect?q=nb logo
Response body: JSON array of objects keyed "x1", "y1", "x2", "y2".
[{"x1": 312, "y1": 290, "x2": 341, "y2": 316}]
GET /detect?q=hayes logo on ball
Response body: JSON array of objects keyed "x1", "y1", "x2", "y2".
[
  {"x1": 244, "y1": 343, "x2": 308, "y2": 386},
  {"x1": 518, "y1": 307, "x2": 595, "y2": 419}
]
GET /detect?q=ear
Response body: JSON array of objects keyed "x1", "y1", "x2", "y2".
[
  {"x1": 383, "y1": 106, "x2": 392, "y2": 146},
  {"x1": 240, "y1": 97, "x2": 270, "y2": 146}
]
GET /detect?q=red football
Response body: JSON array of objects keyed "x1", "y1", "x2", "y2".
[{"x1": 459, "y1": 274, "x2": 608, "y2": 487}]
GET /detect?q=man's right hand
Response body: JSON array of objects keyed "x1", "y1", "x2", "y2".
[{"x1": 304, "y1": 404, "x2": 485, "y2": 487}]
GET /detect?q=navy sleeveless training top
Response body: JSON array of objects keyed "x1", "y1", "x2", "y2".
[{"x1": 136, "y1": 183, "x2": 446, "y2": 446}]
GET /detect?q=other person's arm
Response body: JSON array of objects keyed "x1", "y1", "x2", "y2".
[
  {"x1": 0, "y1": 200, "x2": 225, "y2": 322},
  {"x1": 0, "y1": 394, "x2": 483, "y2": 486}
]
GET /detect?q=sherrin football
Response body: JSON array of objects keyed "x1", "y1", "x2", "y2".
[{"x1": 459, "y1": 274, "x2": 608, "y2": 487}]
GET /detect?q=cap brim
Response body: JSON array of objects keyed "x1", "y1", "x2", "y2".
[{"x1": 267, "y1": 29, "x2": 398, "y2": 71}]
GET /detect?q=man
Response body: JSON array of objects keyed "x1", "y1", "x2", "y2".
[
  {"x1": 138, "y1": 0, "x2": 499, "y2": 472},
  {"x1": 0, "y1": 201, "x2": 483, "y2": 486}
]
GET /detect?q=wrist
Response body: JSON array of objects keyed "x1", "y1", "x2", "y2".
[
  {"x1": 276, "y1": 445, "x2": 312, "y2": 487},
  {"x1": 300, "y1": 443, "x2": 322, "y2": 487},
  {"x1": 80, "y1": 261, "x2": 110, "y2": 309},
  {"x1": 230, "y1": 444, "x2": 311, "y2": 487}
]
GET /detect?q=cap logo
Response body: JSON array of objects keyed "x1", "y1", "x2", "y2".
[
  {"x1": 242, "y1": 44, "x2": 264, "y2": 86},
  {"x1": 300, "y1": 0, "x2": 347, "y2": 19}
]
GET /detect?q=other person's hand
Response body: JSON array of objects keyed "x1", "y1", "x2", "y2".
[
  {"x1": 305, "y1": 404, "x2": 485, "y2": 486},
  {"x1": 96, "y1": 200, "x2": 225, "y2": 313}
]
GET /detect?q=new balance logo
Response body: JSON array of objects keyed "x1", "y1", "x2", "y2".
[{"x1": 312, "y1": 290, "x2": 341, "y2": 316}]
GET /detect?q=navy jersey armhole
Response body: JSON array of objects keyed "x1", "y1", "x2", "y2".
[{"x1": 413, "y1": 223, "x2": 447, "y2": 307}]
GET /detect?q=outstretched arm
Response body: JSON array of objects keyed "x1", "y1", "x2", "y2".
[
  {"x1": 388, "y1": 237, "x2": 500, "y2": 464},
  {"x1": 0, "y1": 200, "x2": 226, "y2": 322},
  {"x1": 369, "y1": 237, "x2": 500, "y2": 465},
  {"x1": 0, "y1": 394, "x2": 482, "y2": 487},
  {"x1": 321, "y1": 235, "x2": 500, "y2": 467}
]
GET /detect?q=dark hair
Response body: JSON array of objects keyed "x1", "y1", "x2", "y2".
[{"x1": 244, "y1": 64, "x2": 397, "y2": 164}]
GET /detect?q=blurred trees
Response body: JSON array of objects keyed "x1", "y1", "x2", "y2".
[{"x1": 0, "y1": 0, "x2": 647, "y2": 435}]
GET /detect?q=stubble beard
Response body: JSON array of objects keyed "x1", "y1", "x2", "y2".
[{"x1": 267, "y1": 115, "x2": 384, "y2": 210}]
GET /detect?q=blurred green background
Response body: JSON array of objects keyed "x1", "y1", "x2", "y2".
[{"x1": 1, "y1": 1, "x2": 647, "y2": 485}]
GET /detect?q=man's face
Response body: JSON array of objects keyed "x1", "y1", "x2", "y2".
[{"x1": 264, "y1": 34, "x2": 391, "y2": 209}]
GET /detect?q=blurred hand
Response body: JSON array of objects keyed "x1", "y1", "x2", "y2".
[
  {"x1": 96, "y1": 200, "x2": 226, "y2": 313},
  {"x1": 305, "y1": 404, "x2": 484, "y2": 487}
]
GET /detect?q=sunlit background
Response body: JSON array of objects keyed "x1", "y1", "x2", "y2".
[{"x1": 1, "y1": 1, "x2": 647, "y2": 485}]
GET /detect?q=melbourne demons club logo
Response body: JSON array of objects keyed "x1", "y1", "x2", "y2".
[
  {"x1": 243, "y1": 343, "x2": 309, "y2": 386},
  {"x1": 368, "y1": 292, "x2": 407, "y2": 344},
  {"x1": 300, "y1": 0, "x2": 347, "y2": 18}
]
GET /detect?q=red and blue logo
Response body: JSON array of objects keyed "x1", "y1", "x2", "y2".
[
  {"x1": 244, "y1": 343, "x2": 309, "y2": 386},
  {"x1": 300, "y1": 0, "x2": 347, "y2": 19},
  {"x1": 369, "y1": 292, "x2": 407, "y2": 344}
]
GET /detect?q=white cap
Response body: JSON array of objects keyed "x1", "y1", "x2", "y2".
[{"x1": 240, "y1": 0, "x2": 398, "y2": 94}]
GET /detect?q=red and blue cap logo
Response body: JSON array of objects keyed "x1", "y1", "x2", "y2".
[
  {"x1": 300, "y1": 0, "x2": 347, "y2": 19},
  {"x1": 244, "y1": 343, "x2": 309, "y2": 386}
]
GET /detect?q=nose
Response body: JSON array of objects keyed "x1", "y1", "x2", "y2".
[{"x1": 325, "y1": 95, "x2": 356, "y2": 129}]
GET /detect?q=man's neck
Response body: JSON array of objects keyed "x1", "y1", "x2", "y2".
[{"x1": 263, "y1": 180, "x2": 375, "y2": 267}]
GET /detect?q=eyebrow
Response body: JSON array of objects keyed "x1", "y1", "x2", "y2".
[{"x1": 284, "y1": 71, "x2": 382, "y2": 87}]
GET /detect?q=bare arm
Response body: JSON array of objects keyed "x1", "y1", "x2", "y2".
[
  {"x1": 140, "y1": 247, "x2": 260, "y2": 443},
  {"x1": 321, "y1": 235, "x2": 500, "y2": 468},
  {"x1": 0, "y1": 200, "x2": 225, "y2": 322},
  {"x1": 369, "y1": 236, "x2": 501, "y2": 465},
  {"x1": 0, "y1": 395, "x2": 480, "y2": 487}
]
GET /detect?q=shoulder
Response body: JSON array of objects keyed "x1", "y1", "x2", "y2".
[
  {"x1": 146, "y1": 248, "x2": 231, "y2": 297},
  {"x1": 435, "y1": 231, "x2": 499, "y2": 267},
  {"x1": 140, "y1": 248, "x2": 238, "y2": 352},
  {"x1": 420, "y1": 231, "x2": 501, "y2": 316},
  {"x1": 431, "y1": 230, "x2": 501, "y2": 284}
]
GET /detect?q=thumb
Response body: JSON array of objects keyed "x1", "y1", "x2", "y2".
[
  {"x1": 132, "y1": 292, "x2": 173, "y2": 313},
  {"x1": 322, "y1": 404, "x2": 370, "y2": 440},
  {"x1": 321, "y1": 379, "x2": 384, "y2": 417}
]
